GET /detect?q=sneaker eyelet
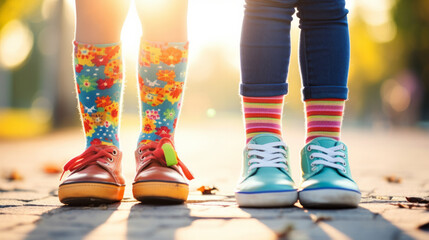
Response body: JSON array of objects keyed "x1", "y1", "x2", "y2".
[
  {"x1": 342, "y1": 169, "x2": 347, "y2": 173},
  {"x1": 307, "y1": 146, "x2": 312, "y2": 151},
  {"x1": 311, "y1": 167, "x2": 317, "y2": 171},
  {"x1": 138, "y1": 149, "x2": 143, "y2": 154},
  {"x1": 309, "y1": 154, "x2": 314, "y2": 160},
  {"x1": 112, "y1": 149, "x2": 117, "y2": 156},
  {"x1": 107, "y1": 157, "x2": 113, "y2": 162},
  {"x1": 342, "y1": 145, "x2": 346, "y2": 151},
  {"x1": 342, "y1": 162, "x2": 346, "y2": 166},
  {"x1": 310, "y1": 163, "x2": 315, "y2": 167},
  {"x1": 140, "y1": 156, "x2": 145, "y2": 161}
]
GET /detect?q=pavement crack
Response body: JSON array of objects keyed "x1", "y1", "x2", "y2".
[
  {"x1": 1, "y1": 194, "x2": 56, "y2": 204},
  {"x1": 0, "y1": 205, "x2": 19, "y2": 209},
  {"x1": 361, "y1": 195, "x2": 406, "y2": 204},
  {"x1": 0, "y1": 198, "x2": 37, "y2": 203},
  {"x1": 0, "y1": 188, "x2": 37, "y2": 193}
]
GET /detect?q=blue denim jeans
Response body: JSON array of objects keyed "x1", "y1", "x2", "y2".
[{"x1": 240, "y1": 0, "x2": 350, "y2": 100}]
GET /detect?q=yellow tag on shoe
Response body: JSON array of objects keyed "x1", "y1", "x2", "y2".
[{"x1": 162, "y1": 143, "x2": 178, "y2": 166}]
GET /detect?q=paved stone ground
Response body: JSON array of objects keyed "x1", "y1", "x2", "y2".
[{"x1": 1, "y1": 115, "x2": 429, "y2": 240}]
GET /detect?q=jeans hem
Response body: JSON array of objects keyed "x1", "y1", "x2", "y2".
[
  {"x1": 240, "y1": 83, "x2": 288, "y2": 97},
  {"x1": 302, "y1": 86, "x2": 348, "y2": 100}
]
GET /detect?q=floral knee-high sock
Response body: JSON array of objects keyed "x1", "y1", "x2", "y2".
[
  {"x1": 137, "y1": 40, "x2": 188, "y2": 146},
  {"x1": 74, "y1": 41, "x2": 123, "y2": 148}
]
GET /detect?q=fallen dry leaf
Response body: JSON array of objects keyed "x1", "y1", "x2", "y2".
[
  {"x1": 390, "y1": 203, "x2": 429, "y2": 209},
  {"x1": 397, "y1": 203, "x2": 407, "y2": 208},
  {"x1": 310, "y1": 214, "x2": 332, "y2": 223},
  {"x1": 6, "y1": 170, "x2": 24, "y2": 181},
  {"x1": 385, "y1": 175, "x2": 402, "y2": 183},
  {"x1": 197, "y1": 186, "x2": 219, "y2": 195},
  {"x1": 43, "y1": 163, "x2": 62, "y2": 174},
  {"x1": 406, "y1": 197, "x2": 429, "y2": 204}
]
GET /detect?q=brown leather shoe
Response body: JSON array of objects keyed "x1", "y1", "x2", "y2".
[
  {"x1": 58, "y1": 145, "x2": 125, "y2": 205},
  {"x1": 133, "y1": 138, "x2": 194, "y2": 204}
]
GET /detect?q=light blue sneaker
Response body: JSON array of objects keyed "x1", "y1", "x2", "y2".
[
  {"x1": 299, "y1": 137, "x2": 361, "y2": 208},
  {"x1": 235, "y1": 134, "x2": 298, "y2": 207}
]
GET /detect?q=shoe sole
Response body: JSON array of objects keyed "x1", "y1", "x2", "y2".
[
  {"x1": 133, "y1": 181, "x2": 189, "y2": 204},
  {"x1": 299, "y1": 188, "x2": 361, "y2": 208},
  {"x1": 58, "y1": 183, "x2": 124, "y2": 206},
  {"x1": 235, "y1": 191, "x2": 298, "y2": 207}
]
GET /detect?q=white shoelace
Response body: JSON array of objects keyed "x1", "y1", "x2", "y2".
[
  {"x1": 247, "y1": 142, "x2": 288, "y2": 172},
  {"x1": 308, "y1": 144, "x2": 346, "y2": 172}
]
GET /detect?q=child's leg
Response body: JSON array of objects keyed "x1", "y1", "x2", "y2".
[
  {"x1": 136, "y1": 0, "x2": 187, "y2": 42},
  {"x1": 74, "y1": 0, "x2": 130, "y2": 148},
  {"x1": 242, "y1": 96, "x2": 284, "y2": 143},
  {"x1": 240, "y1": 0, "x2": 297, "y2": 143},
  {"x1": 135, "y1": 0, "x2": 188, "y2": 146},
  {"x1": 132, "y1": 0, "x2": 192, "y2": 204},
  {"x1": 296, "y1": 0, "x2": 349, "y2": 142},
  {"x1": 58, "y1": 0, "x2": 130, "y2": 205},
  {"x1": 75, "y1": 0, "x2": 130, "y2": 44},
  {"x1": 296, "y1": 0, "x2": 360, "y2": 208},
  {"x1": 235, "y1": 0, "x2": 298, "y2": 208}
]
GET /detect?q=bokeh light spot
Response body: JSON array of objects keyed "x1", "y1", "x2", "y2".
[
  {"x1": 206, "y1": 108, "x2": 216, "y2": 118},
  {"x1": 381, "y1": 79, "x2": 411, "y2": 113},
  {"x1": 0, "y1": 20, "x2": 34, "y2": 69}
]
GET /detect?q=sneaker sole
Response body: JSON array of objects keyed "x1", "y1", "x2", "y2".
[
  {"x1": 299, "y1": 188, "x2": 361, "y2": 208},
  {"x1": 235, "y1": 191, "x2": 298, "y2": 207},
  {"x1": 133, "y1": 181, "x2": 189, "y2": 204},
  {"x1": 58, "y1": 182, "x2": 124, "y2": 205}
]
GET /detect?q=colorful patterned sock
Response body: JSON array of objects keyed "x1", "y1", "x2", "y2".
[
  {"x1": 242, "y1": 95, "x2": 284, "y2": 143},
  {"x1": 74, "y1": 41, "x2": 123, "y2": 148},
  {"x1": 137, "y1": 40, "x2": 188, "y2": 146},
  {"x1": 305, "y1": 99, "x2": 345, "y2": 143}
]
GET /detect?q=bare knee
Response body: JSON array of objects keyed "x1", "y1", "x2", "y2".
[
  {"x1": 75, "y1": 0, "x2": 131, "y2": 43},
  {"x1": 136, "y1": 0, "x2": 188, "y2": 42}
]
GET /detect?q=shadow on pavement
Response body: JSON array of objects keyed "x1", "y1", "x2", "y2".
[
  {"x1": 24, "y1": 203, "x2": 120, "y2": 240},
  {"x1": 126, "y1": 202, "x2": 192, "y2": 239},
  {"x1": 240, "y1": 205, "x2": 412, "y2": 239}
]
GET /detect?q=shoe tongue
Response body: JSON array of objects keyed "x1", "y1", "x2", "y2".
[
  {"x1": 250, "y1": 134, "x2": 282, "y2": 145},
  {"x1": 310, "y1": 137, "x2": 339, "y2": 148}
]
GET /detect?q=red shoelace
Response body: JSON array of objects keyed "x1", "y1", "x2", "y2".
[
  {"x1": 60, "y1": 145, "x2": 118, "y2": 180},
  {"x1": 137, "y1": 138, "x2": 194, "y2": 180}
]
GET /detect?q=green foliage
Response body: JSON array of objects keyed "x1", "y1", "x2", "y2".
[{"x1": 392, "y1": 0, "x2": 429, "y2": 120}]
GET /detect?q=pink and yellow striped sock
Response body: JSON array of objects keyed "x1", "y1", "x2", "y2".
[
  {"x1": 242, "y1": 95, "x2": 284, "y2": 143},
  {"x1": 305, "y1": 99, "x2": 345, "y2": 143}
]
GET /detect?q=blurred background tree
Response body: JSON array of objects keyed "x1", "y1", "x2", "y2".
[
  {"x1": 391, "y1": 0, "x2": 429, "y2": 123},
  {"x1": 335, "y1": 0, "x2": 428, "y2": 127}
]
